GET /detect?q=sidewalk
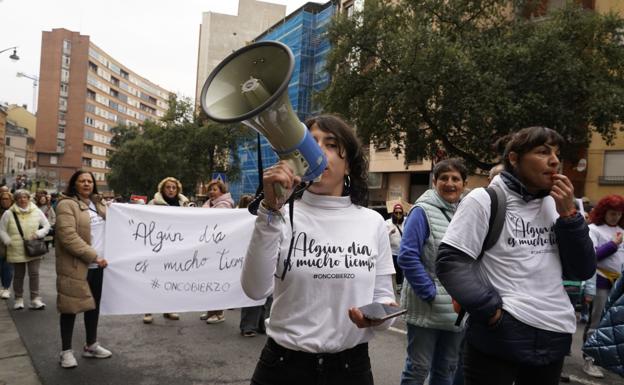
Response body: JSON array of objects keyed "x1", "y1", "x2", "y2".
[{"x1": 0, "y1": 300, "x2": 41, "y2": 385}]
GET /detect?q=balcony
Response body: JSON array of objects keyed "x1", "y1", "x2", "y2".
[{"x1": 599, "y1": 176, "x2": 624, "y2": 185}]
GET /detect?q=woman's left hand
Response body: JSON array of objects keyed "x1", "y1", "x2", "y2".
[
  {"x1": 550, "y1": 174, "x2": 576, "y2": 216},
  {"x1": 348, "y1": 301, "x2": 399, "y2": 328}
]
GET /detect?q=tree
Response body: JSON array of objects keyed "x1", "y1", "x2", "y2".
[
  {"x1": 107, "y1": 95, "x2": 251, "y2": 197},
  {"x1": 321, "y1": 0, "x2": 624, "y2": 169}
]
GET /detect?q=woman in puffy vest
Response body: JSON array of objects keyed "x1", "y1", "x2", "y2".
[{"x1": 0, "y1": 189, "x2": 50, "y2": 310}]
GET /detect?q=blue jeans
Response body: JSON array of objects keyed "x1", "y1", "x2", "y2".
[
  {"x1": 0, "y1": 256, "x2": 13, "y2": 289},
  {"x1": 400, "y1": 324, "x2": 464, "y2": 385}
]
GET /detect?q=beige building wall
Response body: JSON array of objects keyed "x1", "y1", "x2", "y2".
[
  {"x1": 0, "y1": 108, "x2": 6, "y2": 177},
  {"x1": 585, "y1": 129, "x2": 624, "y2": 202},
  {"x1": 195, "y1": 0, "x2": 286, "y2": 105},
  {"x1": 7, "y1": 105, "x2": 37, "y2": 137}
]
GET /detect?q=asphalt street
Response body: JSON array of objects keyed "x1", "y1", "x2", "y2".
[{"x1": 2, "y1": 250, "x2": 622, "y2": 385}]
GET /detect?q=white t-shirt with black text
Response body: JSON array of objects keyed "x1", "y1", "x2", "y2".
[
  {"x1": 88, "y1": 201, "x2": 105, "y2": 269},
  {"x1": 242, "y1": 191, "x2": 396, "y2": 353},
  {"x1": 442, "y1": 176, "x2": 576, "y2": 334}
]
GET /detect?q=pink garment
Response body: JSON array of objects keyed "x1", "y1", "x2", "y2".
[{"x1": 202, "y1": 192, "x2": 235, "y2": 208}]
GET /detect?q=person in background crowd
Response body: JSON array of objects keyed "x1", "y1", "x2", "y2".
[
  {"x1": 238, "y1": 194, "x2": 273, "y2": 338},
  {"x1": 387, "y1": 203, "x2": 405, "y2": 293},
  {"x1": 35, "y1": 190, "x2": 56, "y2": 251},
  {"x1": 436, "y1": 126, "x2": 595, "y2": 385},
  {"x1": 56, "y1": 170, "x2": 111, "y2": 368},
  {"x1": 0, "y1": 189, "x2": 50, "y2": 311},
  {"x1": 0, "y1": 192, "x2": 14, "y2": 299},
  {"x1": 201, "y1": 179, "x2": 235, "y2": 324},
  {"x1": 142, "y1": 177, "x2": 190, "y2": 324},
  {"x1": 398, "y1": 158, "x2": 468, "y2": 385},
  {"x1": 50, "y1": 193, "x2": 59, "y2": 210},
  {"x1": 242, "y1": 114, "x2": 396, "y2": 385},
  {"x1": 487, "y1": 164, "x2": 504, "y2": 183},
  {"x1": 582, "y1": 194, "x2": 624, "y2": 378}
]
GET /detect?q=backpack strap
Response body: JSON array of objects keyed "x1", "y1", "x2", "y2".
[
  {"x1": 478, "y1": 185, "x2": 506, "y2": 259},
  {"x1": 454, "y1": 184, "x2": 506, "y2": 326}
]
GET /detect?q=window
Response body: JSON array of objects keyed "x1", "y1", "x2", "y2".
[
  {"x1": 5, "y1": 138, "x2": 10, "y2": 146},
  {"x1": 85, "y1": 103, "x2": 95, "y2": 113},
  {"x1": 59, "y1": 97, "x2": 68, "y2": 112},
  {"x1": 110, "y1": 89, "x2": 119, "y2": 98},
  {"x1": 82, "y1": 158, "x2": 92, "y2": 167},
  {"x1": 110, "y1": 76, "x2": 119, "y2": 87},
  {"x1": 87, "y1": 89, "x2": 96, "y2": 100},
  {"x1": 89, "y1": 61, "x2": 98, "y2": 72},
  {"x1": 600, "y1": 150, "x2": 624, "y2": 185},
  {"x1": 61, "y1": 69, "x2": 70, "y2": 83},
  {"x1": 60, "y1": 83, "x2": 69, "y2": 97},
  {"x1": 62, "y1": 54, "x2": 71, "y2": 69},
  {"x1": 50, "y1": 155, "x2": 58, "y2": 165},
  {"x1": 84, "y1": 144, "x2": 93, "y2": 153},
  {"x1": 120, "y1": 69, "x2": 129, "y2": 80},
  {"x1": 63, "y1": 39, "x2": 71, "y2": 54}
]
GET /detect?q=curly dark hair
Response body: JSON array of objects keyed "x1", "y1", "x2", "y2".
[
  {"x1": 304, "y1": 114, "x2": 368, "y2": 206},
  {"x1": 589, "y1": 194, "x2": 624, "y2": 227},
  {"x1": 64, "y1": 170, "x2": 99, "y2": 197}
]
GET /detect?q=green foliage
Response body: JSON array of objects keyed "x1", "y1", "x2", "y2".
[
  {"x1": 107, "y1": 95, "x2": 251, "y2": 197},
  {"x1": 321, "y1": 0, "x2": 624, "y2": 169}
]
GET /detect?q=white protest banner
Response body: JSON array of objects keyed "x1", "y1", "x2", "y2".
[{"x1": 101, "y1": 204, "x2": 263, "y2": 315}]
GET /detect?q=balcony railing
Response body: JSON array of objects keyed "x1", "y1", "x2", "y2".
[{"x1": 599, "y1": 176, "x2": 624, "y2": 185}]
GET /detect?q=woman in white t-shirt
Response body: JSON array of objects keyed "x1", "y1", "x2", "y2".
[
  {"x1": 436, "y1": 126, "x2": 595, "y2": 385},
  {"x1": 586, "y1": 195, "x2": 624, "y2": 332},
  {"x1": 241, "y1": 115, "x2": 396, "y2": 385}
]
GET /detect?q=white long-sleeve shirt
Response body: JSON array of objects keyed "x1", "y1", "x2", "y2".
[{"x1": 241, "y1": 191, "x2": 395, "y2": 353}]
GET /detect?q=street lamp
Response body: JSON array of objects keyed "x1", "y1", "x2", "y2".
[
  {"x1": 0, "y1": 46, "x2": 20, "y2": 61},
  {"x1": 16, "y1": 72, "x2": 39, "y2": 114}
]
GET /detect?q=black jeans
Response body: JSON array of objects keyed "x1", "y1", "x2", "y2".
[
  {"x1": 250, "y1": 338, "x2": 374, "y2": 385},
  {"x1": 60, "y1": 267, "x2": 103, "y2": 350},
  {"x1": 463, "y1": 341, "x2": 564, "y2": 385},
  {"x1": 392, "y1": 255, "x2": 403, "y2": 285}
]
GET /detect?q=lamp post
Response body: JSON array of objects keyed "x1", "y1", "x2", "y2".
[
  {"x1": 0, "y1": 46, "x2": 20, "y2": 61},
  {"x1": 16, "y1": 72, "x2": 38, "y2": 114}
]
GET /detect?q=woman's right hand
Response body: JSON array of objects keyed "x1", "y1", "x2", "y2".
[
  {"x1": 613, "y1": 232, "x2": 623, "y2": 245},
  {"x1": 95, "y1": 257, "x2": 108, "y2": 268},
  {"x1": 262, "y1": 160, "x2": 301, "y2": 211}
]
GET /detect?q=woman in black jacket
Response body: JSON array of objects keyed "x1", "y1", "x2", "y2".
[{"x1": 436, "y1": 126, "x2": 595, "y2": 385}]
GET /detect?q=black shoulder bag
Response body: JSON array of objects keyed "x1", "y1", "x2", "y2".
[{"x1": 12, "y1": 211, "x2": 47, "y2": 258}]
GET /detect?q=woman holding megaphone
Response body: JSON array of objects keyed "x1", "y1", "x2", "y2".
[{"x1": 241, "y1": 114, "x2": 397, "y2": 385}]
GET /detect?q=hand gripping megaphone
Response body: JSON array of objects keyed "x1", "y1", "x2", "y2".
[{"x1": 200, "y1": 41, "x2": 328, "y2": 197}]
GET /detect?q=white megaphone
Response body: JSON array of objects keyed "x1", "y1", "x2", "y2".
[{"x1": 200, "y1": 41, "x2": 328, "y2": 197}]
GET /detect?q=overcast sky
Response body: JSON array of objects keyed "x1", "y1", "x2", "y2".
[{"x1": 0, "y1": 0, "x2": 320, "y2": 112}]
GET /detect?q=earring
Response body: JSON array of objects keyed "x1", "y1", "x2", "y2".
[{"x1": 343, "y1": 175, "x2": 351, "y2": 195}]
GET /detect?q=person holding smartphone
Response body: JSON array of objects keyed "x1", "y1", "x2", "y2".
[
  {"x1": 436, "y1": 126, "x2": 595, "y2": 385},
  {"x1": 241, "y1": 114, "x2": 396, "y2": 385}
]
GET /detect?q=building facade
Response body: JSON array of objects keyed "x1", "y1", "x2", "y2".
[
  {"x1": 35, "y1": 28, "x2": 170, "y2": 192},
  {"x1": 0, "y1": 106, "x2": 6, "y2": 178},
  {"x1": 6, "y1": 105, "x2": 37, "y2": 175},
  {"x1": 227, "y1": 1, "x2": 338, "y2": 201},
  {"x1": 195, "y1": 0, "x2": 286, "y2": 107}
]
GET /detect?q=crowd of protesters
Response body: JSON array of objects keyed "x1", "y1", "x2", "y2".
[{"x1": 0, "y1": 120, "x2": 622, "y2": 384}]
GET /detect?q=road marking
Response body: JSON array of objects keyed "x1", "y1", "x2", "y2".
[
  {"x1": 388, "y1": 326, "x2": 407, "y2": 335},
  {"x1": 569, "y1": 374, "x2": 605, "y2": 385}
]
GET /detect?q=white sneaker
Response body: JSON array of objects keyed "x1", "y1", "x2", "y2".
[
  {"x1": 583, "y1": 357, "x2": 605, "y2": 378},
  {"x1": 59, "y1": 350, "x2": 77, "y2": 368},
  {"x1": 29, "y1": 297, "x2": 46, "y2": 310},
  {"x1": 13, "y1": 298, "x2": 24, "y2": 310},
  {"x1": 83, "y1": 342, "x2": 112, "y2": 359},
  {"x1": 0, "y1": 288, "x2": 10, "y2": 299}
]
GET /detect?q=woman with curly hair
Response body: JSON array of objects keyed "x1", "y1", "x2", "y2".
[
  {"x1": 584, "y1": 194, "x2": 624, "y2": 372},
  {"x1": 241, "y1": 114, "x2": 396, "y2": 385}
]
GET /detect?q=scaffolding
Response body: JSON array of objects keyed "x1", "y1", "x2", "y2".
[{"x1": 228, "y1": 1, "x2": 336, "y2": 202}]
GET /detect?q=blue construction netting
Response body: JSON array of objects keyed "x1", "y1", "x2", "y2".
[{"x1": 228, "y1": 2, "x2": 336, "y2": 202}]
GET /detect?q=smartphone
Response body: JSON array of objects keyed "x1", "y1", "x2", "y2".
[{"x1": 358, "y1": 302, "x2": 407, "y2": 322}]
